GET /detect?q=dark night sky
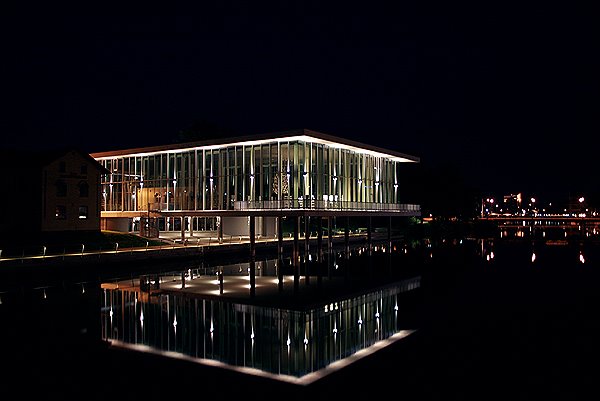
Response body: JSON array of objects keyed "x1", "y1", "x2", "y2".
[{"x1": 1, "y1": 4, "x2": 599, "y2": 205}]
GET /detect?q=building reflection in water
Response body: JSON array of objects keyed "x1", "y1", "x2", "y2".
[{"x1": 101, "y1": 276, "x2": 420, "y2": 380}]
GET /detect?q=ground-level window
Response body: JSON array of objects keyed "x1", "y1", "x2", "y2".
[
  {"x1": 78, "y1": 206, "x2": 88, "y2": 219},
  {"x1": 55, "y1": 205, "x2": 66, "y2": 219}
]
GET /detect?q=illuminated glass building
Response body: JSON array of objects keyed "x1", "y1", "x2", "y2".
[{"x1": 91, "y1": 129, "x2": 420, "y2": 236}]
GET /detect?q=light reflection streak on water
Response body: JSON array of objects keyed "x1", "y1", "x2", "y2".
[{"x1": 100, "y1": 276, "x2": 420, "y2": 379}]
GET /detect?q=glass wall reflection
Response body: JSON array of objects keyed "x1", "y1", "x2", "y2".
[{"x1": 101, "y1": 276, "x2": 420, "y2": 378}]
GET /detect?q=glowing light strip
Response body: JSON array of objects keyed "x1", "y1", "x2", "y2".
[
  {"x1": 108, "y1": 329, "x2": 415, "y2": 385},
  {"x1": 93, "y1": 135, "x2": 417, "y2": 163}
]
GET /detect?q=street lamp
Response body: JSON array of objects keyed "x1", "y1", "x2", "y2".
[{"x1": 578, "y1": 197, "x2": 586, "y2": 217}]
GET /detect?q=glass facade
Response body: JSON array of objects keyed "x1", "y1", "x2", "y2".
[{"x1": 94, "y1": 135, "x2": 419, "y2": 213}]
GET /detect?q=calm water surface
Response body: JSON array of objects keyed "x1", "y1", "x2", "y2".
[{"x1": 1, "y1": 232, "x2": 599, "y2": 400}]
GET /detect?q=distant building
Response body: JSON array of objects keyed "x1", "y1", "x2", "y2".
[
  {"x1": 0, "y1": 149, "x2": 108, "y2": 235},
  {"x1": 503, "y1": 193, "x2": 522, "y2": 215}
]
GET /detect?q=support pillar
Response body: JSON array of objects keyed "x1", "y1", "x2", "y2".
[
  {"x1": 388, "y1": 216, "x2": 392, "y2": 249},
  {"x1": 181, "y1": 271, "x2": 186, "y2": 289},
  {"x1": 249, "y1": 216, "x2": 256, "y2": 297},
  {"x1": 317, "y1": 216, "x2": 323, "y2": 287},
  {"x1": 181, "y1": 216, "x2": 185, "y2": 243},
  {"x1": 304, "y1": 216, "x2": 310, "y2": 285},
  {"x1": 368, "y1": 216, "x2": 373, "y2": 256},
  {"x1": 344, "y1": 216, "x2": 350, "y2": 257},
  {"x1": 388, "y1": 216, "x2": 393, "y2": 275},
  {"x1": 327, "y1": 217, "x2": 333, "y2": 253},
  {"x1": 327, "y1": 216, "x2": 333, "y2": 280},
  {"x1": 344, "y1": 216, "x2": 350, "y2": 281},
  {"x1": 218, "y1": 216, "x2": 223, "y2": 244},
  {"x1": 277, "y1": 216, "x2": 284, "y2": 292},
  {"x1": 189, "y1": 217, "x2": 194, "y2": 237},
  {"x1": 368, "y1": 216, "x2": 373, "y2": 280},
  {"x1": 293, "y1": 216, "x2": 299, "y2": 293}
]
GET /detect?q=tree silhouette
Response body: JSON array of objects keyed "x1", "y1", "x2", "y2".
[{"x1": 402, "y1": 162, "x2": 479, "y2": 220}]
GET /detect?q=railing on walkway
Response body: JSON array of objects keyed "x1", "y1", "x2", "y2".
[{"x1": 234, "y1": 200, "x2": 420, "y2": 213}]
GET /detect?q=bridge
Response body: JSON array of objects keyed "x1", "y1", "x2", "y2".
[{"x1": 479, "y1": 215, "x2": 600, "y2": 229}]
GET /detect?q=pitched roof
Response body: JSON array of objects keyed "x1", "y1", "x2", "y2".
[{"x1": 0, "y1": 148, "x2": 109, "y2": 173}]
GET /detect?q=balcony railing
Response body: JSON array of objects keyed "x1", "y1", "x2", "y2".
[
  {"x1": 234, "y1": 200, "x2": 420, "y2": 213},
  {"x1": 107, "y1": 201, "x2": 420, "y2": 214}
]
